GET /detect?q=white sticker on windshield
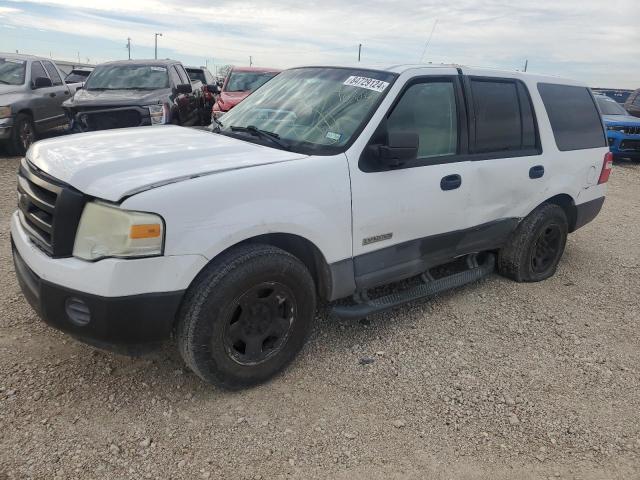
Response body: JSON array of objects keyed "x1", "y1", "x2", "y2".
[
  {"x1": 150, "y1": 66, "x2": 166, "y2": 71},
  {"x1": 343, "y1": 76, "x2": 389, "y2": 92},
  {"x1": 326, "y1": 131, "x2": 342, "y2": 141}
]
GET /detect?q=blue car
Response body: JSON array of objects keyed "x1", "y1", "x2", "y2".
[{"x1": 595, "y1": 94, "x2": 640, "y2": 160}]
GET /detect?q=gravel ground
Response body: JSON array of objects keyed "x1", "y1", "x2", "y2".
[{"x1": 1, "y1": 153, "x2": 639, "y2": 480}]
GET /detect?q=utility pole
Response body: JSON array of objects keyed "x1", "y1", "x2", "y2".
[
  {"x1": 154, "y1": 33, "x2": 162, "y2": 59},
  {"x1": 523, "y1": 59, "x2": 528, "y2": 72},
  {"x1": 358, "y1": 43, "x2": 362, "y2": 62},
  {"x1": 249, "y1": 55, "x2": 253, "y2": 67},
  {"x1": 126, "y1": 38, "x2": 131, "y2": 59},
  {"x1": 77, "y1": 51, "x2": 80, "y2": 63}
]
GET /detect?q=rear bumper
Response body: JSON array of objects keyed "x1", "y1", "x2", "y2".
[
  {"x1": 12, "y1": 242, "x2": 183, "y2": 348},
  {"x1": 574, "y1": 196, "x2": 605, "y2": 231}
]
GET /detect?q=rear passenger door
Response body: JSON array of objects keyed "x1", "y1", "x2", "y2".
[
  {"x1": 460, "y1": 75, "x2": 544, "y2": 228},
  {"x1": 41, "y1": 60, "x2": 71, "y2": 127}
]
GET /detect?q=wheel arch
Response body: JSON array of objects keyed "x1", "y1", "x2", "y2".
[
  {"x1": 539, "y1": 193, "x2": 578, "y2": 232},
  {"x1": 191, "y1": 233, "x2": 337, "y2": 302}
]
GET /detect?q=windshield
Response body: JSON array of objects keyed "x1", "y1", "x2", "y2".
[
  {"x1": 216, "y1": 67, "x2": 397, "y2": 154},
  {"x1": 225, "y1": 71, "x2": 279, "y2": 92},
  {"x1": 596, "y1": 96, "x2": 628, "y2": 116},
  {"x1": 0, "y1": 58, "x2": 26, "y2": 85},
  {"x1": 85, "y1": 65, "x2": 169, "y2": 90}
]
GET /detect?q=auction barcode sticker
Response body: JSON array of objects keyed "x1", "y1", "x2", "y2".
[{"x1": 343, "y1": 76, "x2": 390, "y2": 93}]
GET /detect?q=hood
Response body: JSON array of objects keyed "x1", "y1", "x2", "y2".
[
  {"x1": 0, "y1": 84, "x2": 26, "y2": 96},
  {"x1": 603, "y1": 114, "x2": 640, "y2": 125},
  {"x1": 218, "y1": 91, "x2": 249, "y2": 110},
  {"x1": 28, "y1": 125, "x2": 308, "y2": 202},
  {"x1": 65, "y1": 88, "x2": 171, "y2": 109}
]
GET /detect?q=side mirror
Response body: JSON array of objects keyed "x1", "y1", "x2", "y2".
[
  {"x1": 207, "y1": 84, "x2": 221, "y2": 95},
  {"x1": 33, "y1": 77, "x2": 53, "y2": 89},
  {"x1": 367, "y1": 132, "x2": 419, "y2": 168},
  {"x1": 174, "y1": 83, "x2": 192, "y2": 94}
]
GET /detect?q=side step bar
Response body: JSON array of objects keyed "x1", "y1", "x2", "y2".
[{"x1": 331, "y1": 254, "x2": 495, "y2": 320}]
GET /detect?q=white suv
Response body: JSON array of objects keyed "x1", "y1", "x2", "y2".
[{"x1": 11, "y1": 64, "x2": 611, "y2": 389}]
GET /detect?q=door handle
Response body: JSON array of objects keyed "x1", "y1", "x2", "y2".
[
  {"x1": 440, "y1": 174, "x2": 462, "y2": 191},
  {"x1": 529, "y1": 165, "x2": 544, "y2": 179}
]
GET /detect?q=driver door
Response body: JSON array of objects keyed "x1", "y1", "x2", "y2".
[{"x1": 347, "y1": 72, "x2": 473, "y2": 289}]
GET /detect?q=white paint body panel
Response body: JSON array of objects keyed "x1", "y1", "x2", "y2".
[
  {"x1": 27, "y1": 125, "x2": 308, "y2": 202},
  {"x1": 11, "y1": 212, "x2": 208, "y2": 296},
  {"x1": 14, "y1": 64, "x2": 608, "y2": 299}
]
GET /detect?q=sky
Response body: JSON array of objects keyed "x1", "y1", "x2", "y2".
[{"x1": 0, "y1": 0, "x2": 638, "y2": 88}]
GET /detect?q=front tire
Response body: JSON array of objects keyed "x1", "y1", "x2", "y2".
[
  {"x1": 177, "y1": 244, "x2": 316, "y2": 389},
  {"x1": 498, "y1": 204, "x2": 568, "y2": 282}
]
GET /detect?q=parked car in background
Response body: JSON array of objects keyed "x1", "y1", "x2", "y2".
[
  {"x1": 64, "y1": 67, "x2": 93, "y2": 85},
  {"x1": 63, "y1": 59, "x2": 205, "y2": 132},
  {"x1": 0, "y1": 53, "x2": 74, "y2": 155},
  {"x1": 592, "y1": 88, "x2": 633, "y2": 105},
  {"x1": 186, "y1": 66, "x2": 218, "y2": 121},
  {"x1": 596, "y1": 93, "x2": 640, "y2": 160},
  {"x1": 212, "y1": 66, "x2": 280, "y2": 120},
  {"x1": 624, "y1": 88, "x2": 640, "y2": 118}
]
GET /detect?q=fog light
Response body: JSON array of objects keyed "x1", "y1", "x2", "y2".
[{"x1": 65, "y1": 298, "x2": 91, "y2": 326}]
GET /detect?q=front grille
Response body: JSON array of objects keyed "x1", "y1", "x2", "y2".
[
  {"x1": 623, "y1": 125, "x2": 640, "y2": 135},
  {"x1": 17, "y1": 159, "x2": 86, "y2": 257},
  {"x1": 77, "y1": 108, "x2": 143, "y2": 131},
  {"x1": 620, "y1": 139, "x2": 640, "y2": 152}
]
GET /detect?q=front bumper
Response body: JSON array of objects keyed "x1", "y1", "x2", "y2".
[
  {"x1": 607, "y1": 131, "x2": 640, "y2": 158},
  {"x1": 12, "y1": 241, "x2": 183, "y2": 348},
  {"x1": 10, "y1": 211, "x2": 208, "y2": 349}
]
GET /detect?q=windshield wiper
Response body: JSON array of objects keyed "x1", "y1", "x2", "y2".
[
  {"x1": 229, "y1": 125, "x2": 291, "y2": 150},
  {"x1": 0, "y1": 80, "x2": 11, "y2": 85}
]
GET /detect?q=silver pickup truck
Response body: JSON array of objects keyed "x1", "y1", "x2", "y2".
[{"x1": 0, "y1": 53, "x2": 81, "y2": 155}]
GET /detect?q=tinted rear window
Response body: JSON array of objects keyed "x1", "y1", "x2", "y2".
[{"x1": 537, "y1": 83, "x2": 606, "y2": 151}]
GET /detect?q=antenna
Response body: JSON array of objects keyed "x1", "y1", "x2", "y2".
[
  {"x1": 524, "y1": 59, "x2": 528, "y2": 72},
  {"x1": 358, "y1": 43, "x2": 362, "y2": 62},
  {"x1": 126, "y1": 38, "x2": 131, "y2": 60},
  {"x1": 419, "y1": 19, "x2": 439, "y2": 63}
]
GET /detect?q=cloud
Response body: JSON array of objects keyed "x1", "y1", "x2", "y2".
[{"x1": 2, "y1": 0, "x2": 639, "y2": 87}]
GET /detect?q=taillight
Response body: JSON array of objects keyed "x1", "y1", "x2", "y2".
[{"x1": 598, "y1": 152, "x2": 613, "y2": 184}]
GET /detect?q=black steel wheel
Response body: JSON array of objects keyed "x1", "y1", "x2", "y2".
[
  {"x1": 223, "y1": 282, "x2": 297, "y2": 365},
  {"x1": 530, "y1": 224, "x2": 563, "y2": 274},
  {"x1": 177, "y1": 244, "x2": 316, "y2": 389},
  {"x1": 9, "y1": 113, "x2": 36, "y2": 156}
]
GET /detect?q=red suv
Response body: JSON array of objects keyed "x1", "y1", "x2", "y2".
[{"x1": 212, "y1": 66, "x2": 280, "y2": 119}]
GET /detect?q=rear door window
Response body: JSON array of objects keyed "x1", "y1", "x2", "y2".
[
  {"x1": 469, "y1": 78, "x2": 538, "y2": 154},
  {"x1": 42, "y1": 61, "x2": 62, "y2": 85},
  {"x1": 537, "y1": 83, "x2": 606, "y2": 151}
]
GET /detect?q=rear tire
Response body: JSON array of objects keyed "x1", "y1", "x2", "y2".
[
  {"x1": 498, "y1": 204, "x2": 568, "y2": 282},
  {"x1": 9, "y1": 113, "x2": 36, "y2": 156},
  {"x1": 176, "y1": 244, "x2": 316, "y2": 389}
]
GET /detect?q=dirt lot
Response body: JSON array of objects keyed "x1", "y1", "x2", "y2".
[{"x1": 1, "y1": 153, "x2": 639, "y2": 480}]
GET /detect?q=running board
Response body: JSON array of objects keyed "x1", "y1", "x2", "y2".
[{"x1": 331, "y1": 254, "x2": 495, "y2": 320}]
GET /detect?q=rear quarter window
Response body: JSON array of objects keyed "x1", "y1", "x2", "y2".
[{"x1": 537, "y1": 83, "x2": 606, "y2": 151}]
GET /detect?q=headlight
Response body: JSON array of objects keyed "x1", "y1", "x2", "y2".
[
  {"x1": 0, "y1": 106, "x2": 11, "y2": 119},
  {"x1": 148, "y1": 104, "x2": 170, "y2": 125},
  {"x1": 607, "y1": 125, "x2": 625, "y2": 132},
  {"x1": 73, "y1": 202, "x2": 164, "y2": 261}
]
